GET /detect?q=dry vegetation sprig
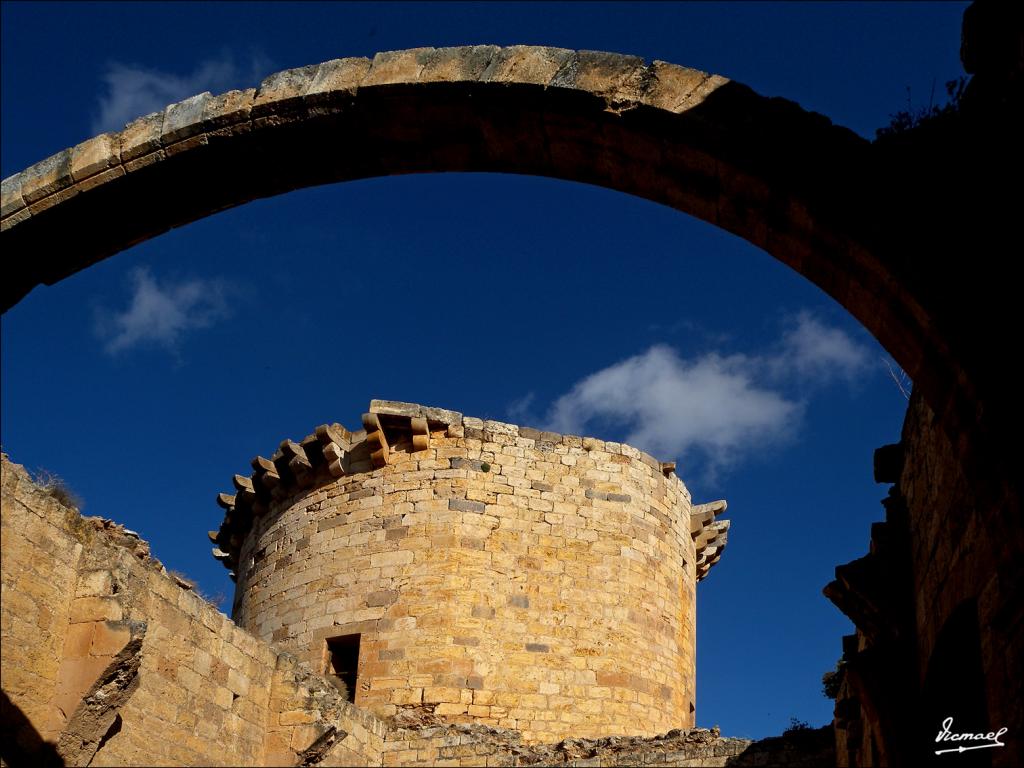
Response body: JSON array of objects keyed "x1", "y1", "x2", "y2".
[{"x1": 30, "y1": 467, "x2": 84, "y2": 511}]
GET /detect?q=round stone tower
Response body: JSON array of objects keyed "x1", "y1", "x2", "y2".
[{"x1": 210, "y1": 400, "x2": 730, "y2": 744}]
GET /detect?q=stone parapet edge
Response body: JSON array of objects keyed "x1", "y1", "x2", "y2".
[{"x1": 210, "y1": 401, "x2": 690, "y2": 577}]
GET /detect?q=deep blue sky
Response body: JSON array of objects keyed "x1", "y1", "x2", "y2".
[{"x1": 2, "y1": 2, "x2": 966, "y2": 740}]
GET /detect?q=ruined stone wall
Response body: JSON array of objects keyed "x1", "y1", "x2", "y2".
[
  {"x1": 1, "y1": 457, "x2": 83, "y2": 745},
  {"x1": 231, "y1": 416, "x2": 698, "y2": 744},
  {"x1": 77, "y1": 556, "x2": 272, "y2": 766},
  {"x1": 0, "y1": 454, "x2": 386, "y2": 767},
  {"x1": 379, "y1": 719, "x2": 753, "y2": 767},
  {"x1": 264, "y1": 657, "x2": 386, "y2": 767},
  {"x1": 3, "y1": 451, "x2": 830, "y2": 768},
  {"x1": 828, "y1": 389, "x2": 1023, "y2": 768},
  {"x1": 900, "y1": 393, "x2": 1022, "y2": 767},
  {"x1": 374, "y1": 717, "x2": 832, "y2": 767}
]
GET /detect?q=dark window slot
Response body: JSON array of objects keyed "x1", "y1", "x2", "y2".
[{"x1": 325, "y1": 634, "x2": 360, "y2": 703}]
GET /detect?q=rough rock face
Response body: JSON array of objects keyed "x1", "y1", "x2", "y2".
[
  {"x1": 827, "y1": 389, "x2": 1023, "y2": 767},
  {"x1": 380, "y1": 710, "x2": 835, "y2": 766},
  {"x1": 382, "y1": 711, "x2": 755, "y2": 766}
]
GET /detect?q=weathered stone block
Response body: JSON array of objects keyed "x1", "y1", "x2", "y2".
[
  {"x1": 20, "y1": 149, "x2": 73, "y2": 204},
  {"x1": 73, "y1": 165, "x2": 126, "y2": 196},
  {"x1": 424, "y1": 686, "x2": 463, "y2": 704},
  {"x1": 157, "y1": 92, "x2": 209, "y2": 145},
  {"x1": 0, "y1": 205, "x2": 30, "y2": 231},
  {"x1": 0, "y1": 172, "x2": 25, "y2": 217},
  {"x1": 371, "y1": 399, "x2": 463, "y2": 426},
  {"x1": 253, "y1": 64, "x2": 319, "y2": 119},
  {"x1": 201, "y1": 88, "x2": 255, "y2": 130},
  {"x1": 279, "y1": 708, "x2": 317, "y2": 726},
  {"x1": 644, "y1": 61, "x2": 727, "y2": 114},
  {"x1": 570, "y1": 50, "x2": 647, "y2": 100},
  {"x1": 481, "y1": 46, "x2": 575, "y2": 86},
  {"x1": 69, "y1": 596, "x2": 122, "y2": 623},
  {"x1": 69, "y1": 133, "x2": 120, "y2": 181},
  {"x1": 449, "y1": 499, "x2": 486, "y2": 513},
  {"x1": 76, "y1": 569, "x2": 113, "y2": 597},
  {"x1": 419, "y1": 45, "x2": 502, "y2": 83},
  {"x1": 62, "y1": 622, "x2": 94, "y2": 658},
  {"x1": 121, "y1": 148, "x2": 164, "y2": 174},
  {"x1": 366, "y1": 589, "x2": 399, "y2": 607},
  {"x1": 362, "y1": 48, "x2": 434, "y2": 87},
  {"x1": 227, "y1": 666, "x2": 250, "y2": 697},
  {"x1": 306, "y1": 57, "x2": 372, "y2": 101},
  {"x1": 90, "y1": 622, "x2": 131, "y2": 656},
  {"x1": 214, "y1": 685, "x2": 234, "y2": 709},
  {"x1": 119, "y1": 111, "x2": 164, "y2": 162},
  {"x1": 163, "y1": 132, "x2": 208, "y2": 157},
  {"x1": 370, "y1": 550, "x2": 413, "y2": 568}
]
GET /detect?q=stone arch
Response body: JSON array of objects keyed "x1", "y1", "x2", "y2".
[
  {"x1": 4, "y1": 34, "x2": 1023, "y2": 766},
  {"x1": 0, "y1": 46, "x2": 954, "y2": 416}
]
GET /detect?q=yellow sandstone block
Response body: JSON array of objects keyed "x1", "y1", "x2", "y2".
[{"x1": 279, "y1": 709, "x2": 317, "y2": 726}]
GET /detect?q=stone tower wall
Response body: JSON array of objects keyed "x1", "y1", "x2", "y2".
[{"x1": 230, "y1": 415, "x2": 698, "y2": 744}]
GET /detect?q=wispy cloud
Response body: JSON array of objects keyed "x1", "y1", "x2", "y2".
[
  {"x1": 95, "y1": 268, "x2": 230, "y2": 355},
  {"x1": 771, "y1": 310, "x2": 871, "y2": 385},
  {"x1": 506, "y1": 392, "x2": 536, "y2": 424},
  {"x1": 92, "y1": 51, "x2": 272, "y2": 134},
  {"x1": 546, "y1": 346, "x2": 800, "y2": 474},
  {"x1": 538, "y1": 312, "x2": 871, "y2": 480}
]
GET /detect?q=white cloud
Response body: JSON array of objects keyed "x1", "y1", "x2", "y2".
[
  {"x1": 772, "y1": 310, "x2": 870, "y2": 385},
  {"x1": 92, "y1": 51, "x2": 271, "y2": 134},
  {"x1": 95, "y1": 268, "x2": 229, "y2": 355},
  {"x1": 540, "y1": 312, "x2": 871, "y2": 479},
  {"x1": 547, "y1": 346, "x2": 801, "y2": 472}
]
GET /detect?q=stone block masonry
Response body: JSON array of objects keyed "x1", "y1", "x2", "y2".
[
  {"x1": 224, "y1": 401, "x2": 731, "y2": 744},
  {"x1": 1, "y1": 453, "x2": 386, "y2": 766},
  {"x1": 1, "y1": 427, "x2": 834, "y2": 767}
]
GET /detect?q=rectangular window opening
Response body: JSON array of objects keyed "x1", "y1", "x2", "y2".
[{"x1": 325, "y1": 634, "x2": 360, "y2": 703}]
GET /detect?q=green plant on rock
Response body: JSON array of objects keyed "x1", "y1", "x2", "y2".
[{"x1": 822, "y1": 659, "x2": 845, "y2": 700}]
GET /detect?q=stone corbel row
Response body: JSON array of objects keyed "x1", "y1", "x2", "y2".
[
  {"x1": 696, "y1": 521, "x2": 729, "y2": 581},
  {"x1": 690, "y1": 500, "x2": 730, "y2": 582},
  {"x1": 210, "y1": 422, "x2": 353, "y2": 578},
  {"x1": 362, "y1": 411, "x2": 434, "y2": 469},
  {"x1": 362, "y1": 399, "x2": 463, "y2": 469},
  {"x1": 209, "y1": 401, "x2": 464, "y2": 576}
]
